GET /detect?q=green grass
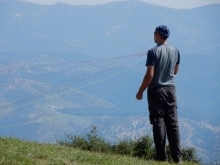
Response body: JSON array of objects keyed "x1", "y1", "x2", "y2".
[{"x1": 0, "y1": 137, "x2": 199, "y2": 165}]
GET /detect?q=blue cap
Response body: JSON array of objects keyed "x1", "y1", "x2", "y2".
[{"x1": 155, "y1": 25, "x2": 170, "y2": 38}]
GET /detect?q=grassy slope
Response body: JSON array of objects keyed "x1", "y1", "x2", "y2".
[{"x1": 0, "y1": 137, "x2": 198, "y2": 165}]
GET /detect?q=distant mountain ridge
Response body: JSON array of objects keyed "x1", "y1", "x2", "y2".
[
  {"x1": 0, "y1": 0, "x2": 220, "y2": 163},
  {"x1": 0, "y1": 0, "x2": 220, "y2": 57}
]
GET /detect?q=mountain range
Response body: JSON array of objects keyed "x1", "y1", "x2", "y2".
[{"x1": 0, "y1": 0, "x2": 220, "y2": 163}]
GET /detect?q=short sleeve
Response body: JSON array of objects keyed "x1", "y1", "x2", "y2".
[
  {"x1": 176, "y1": 50, "x2": 180, "y2": 64},
  {"x1": 146, "y1": 49, "x2": 156, "y2": 66}
]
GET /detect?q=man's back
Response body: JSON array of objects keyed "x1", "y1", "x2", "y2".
[{"x1": 147, "y1": 44, "x2": 180, "y2": 89}]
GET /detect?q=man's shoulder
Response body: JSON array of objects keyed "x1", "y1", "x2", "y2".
[
  {"x1": 148, "y1": 44, "x2": 180, "y2": 55},
  {"x1": 166, "y1": 44, "x2": 179, "y2": 52},
  {"x1": 148, "y1": 45, "x2": 160, "y2": 54},
  {"x1": 149, "y1": 44, "x2": 161, "y2": 50},
  {"x1": 149, "y1": 44, "x2": 176, "y2": 50}
]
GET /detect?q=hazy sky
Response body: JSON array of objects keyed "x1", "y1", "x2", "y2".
[{"x1": 21, "y1": 0, "x2": 220, "y2": 9}]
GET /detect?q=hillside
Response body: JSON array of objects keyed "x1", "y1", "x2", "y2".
[
  {"x1": 0, "y1": 52, "x2": 219, "y2": 163},
  {"x1": 0, "y1": 0, "x2": 220, "y2": 164},
  {"x1": 0, "y1": 137, "x2": 199, "y2": 165}
]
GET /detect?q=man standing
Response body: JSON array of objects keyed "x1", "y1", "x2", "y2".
[{"x1": 136, "y1": 25, "x2": 182, "y2": 163}]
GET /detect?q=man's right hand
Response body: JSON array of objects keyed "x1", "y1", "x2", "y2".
[{"x1": 136, "y1": 92, "x2": 143, "y2": 100}]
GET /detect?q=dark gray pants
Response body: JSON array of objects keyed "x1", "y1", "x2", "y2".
[{"x1": 147, "y1": 86, "x2": 182, "y2": 162}]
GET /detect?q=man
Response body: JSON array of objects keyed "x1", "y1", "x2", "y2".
[{"x1": 136, "y1": 25, "x2": 182, "y2": 163}]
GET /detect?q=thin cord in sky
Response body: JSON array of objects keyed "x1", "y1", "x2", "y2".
[
  {"x1": 0, "y1": 53, "x2": 145, "y2": 73},
  {"x1": 0, "y1": 53, "x2": 145, "y2": 110}
]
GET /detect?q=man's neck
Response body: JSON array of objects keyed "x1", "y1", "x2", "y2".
[{"x1": 157, "y1": 40, "x2": 167, "y2": 45}]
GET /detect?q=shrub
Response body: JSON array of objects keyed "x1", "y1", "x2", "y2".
[
  {"x1": 112, "y1": 139, "x2": 134, "y2": 155},
  {"x1": 65, "y1": 134, "x2": 88, "y2": 150},
  {"x1": 182, "y1": 147, "x2": 201, "y2": 163},
  {"x1": 133, "y1": 135, "x2": 155, "y2": 160},
  {"x1": 85, "y1": 126, "x2": 111, "y2": 152},
  {"x1": 166, "y1": 145, "x2": 201, "y2": 163},
  {"x1": 57, "y1": 125, "x2": 111, "y2": 153},
  {"x1": 57, "y1": 126, "x2": 201, "y2": 164}
]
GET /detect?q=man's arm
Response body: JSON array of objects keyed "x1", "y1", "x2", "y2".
[
  {"x1": 136, "y1": 65, "x2": 154, "y2": 100},
  {"x1": 174, "y1": 64, "x2": 179, "y2": 75}
]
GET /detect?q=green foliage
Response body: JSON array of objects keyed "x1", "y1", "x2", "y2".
[
  {"x1": 58, "y1": 126, "x2": 201, "y2": 164},
  {"x1": 0, "y1": 135, "x2": 201, "y2": 165},
  {"x1": 112, "y1": 139, "x2": 134, "y2": 155},
  {"x1": 0, "y1": 137, "x2": 156, "y2": 165},
  {"x1": 63, "y1": 134, "x2": 89, "y2": 150},
  {"x1": 85, "y1": 126, "x2": 111, "y2": 152},
  {"x1": 133, "y1": 135, "x2": 156, "y2": 160},
  {"x1": 182, "y1": 147, "x2": 201, "y2": 163},
  {"x1": 57, "y1": 126, "x2": 111, "y2": 153}
]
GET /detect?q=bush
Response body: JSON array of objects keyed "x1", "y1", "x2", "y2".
[
  {"x1": 166, "y1": 145, "x2": 201, "y2": 163},
  {"x1": 85, "y1": 126, "x2": 111, "y2": 152},
  {"x1": 182, "y1": 147, "x2": 201, "y2": 163},
  {"x1": 57, "y1": 126, "x2": 201, "y2": 164},
  {"x1": 112, "y1": 139, "x2": 134, "y2": 155},
  {"x1": 57, "y1": 125, "x2": 111, "y2": 152},
  {"x1": 133, "y1": 135, "x2": 155, "y2": 160},
  {"x1": 65, "y1": 134, "x2": 88, "y2": 150}
]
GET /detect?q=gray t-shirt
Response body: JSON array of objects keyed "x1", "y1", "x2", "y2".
[{"x1": 146, "y1": 44, "x2": 180, "y2": 89}]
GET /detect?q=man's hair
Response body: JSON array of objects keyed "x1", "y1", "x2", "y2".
[{"x1": 157, "y1": 32, "x2": 168, "y2": 40}]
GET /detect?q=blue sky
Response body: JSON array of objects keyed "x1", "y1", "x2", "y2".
[{"x1": 21, "y1": 0, "x2": 220, "y2": 9}]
